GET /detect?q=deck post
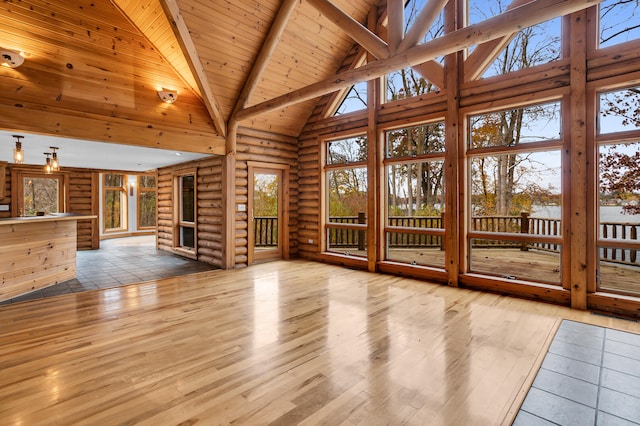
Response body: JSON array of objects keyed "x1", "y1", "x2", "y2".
[{"x1": 520, "y1": 211, "x2": 530, "y2": 251}]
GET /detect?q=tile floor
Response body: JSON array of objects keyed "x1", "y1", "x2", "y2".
[
  {"x1": 514, "y1": 319, "x2": 640, "y2": 425},
  {"x1": 1, "y1": 236, "x2": 217, "y2": 305}
]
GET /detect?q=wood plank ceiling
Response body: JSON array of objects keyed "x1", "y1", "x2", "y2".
[
  {"x1": 0, "y1": 0, "x2": 602, "y2": 155},
  {"x1": 0, "y1": 0, "x2": 376, "y2": 154}
]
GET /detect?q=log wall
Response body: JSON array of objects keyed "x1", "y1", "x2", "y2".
[{"x1": 157, "y1": 128, "x2": 298, "y2": 268}]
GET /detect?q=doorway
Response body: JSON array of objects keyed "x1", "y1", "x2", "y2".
[{"x1": 248, "y1": 162, "x2": 289, "y2": 264}]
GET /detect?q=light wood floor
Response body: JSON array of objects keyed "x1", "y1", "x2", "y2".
[{"x1": 1, "y1": 260, "x2": 639, "y2": 425}]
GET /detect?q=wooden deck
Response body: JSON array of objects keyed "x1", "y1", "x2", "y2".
[
  {"x1": 334, "y1": 247, "x2": 640, "y2": 294},
  {"x1": 2, "y1": 260, "x2": 640, "y2": 424}
]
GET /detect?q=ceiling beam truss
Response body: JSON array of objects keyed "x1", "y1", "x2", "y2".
[{"x1": 236, "y1": 0, "x2": 602, "y2": 121}]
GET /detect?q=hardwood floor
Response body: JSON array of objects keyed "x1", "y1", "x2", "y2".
[{"x1": 1, "y1": 260, "x2": 639, "y2": 425}]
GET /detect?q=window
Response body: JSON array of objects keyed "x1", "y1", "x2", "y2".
[
  {"x1": 14, "y1": 171, "x2": 67, "y2": 217},
  {"x1": 103, "y1": 174, "x2": 127, "y2": 232},
  {"x1": 175, "y1": 172, "x2": 196, "y2": 253},
  {"x1": 325, "y1": 135, "x2": 368, "y2": 256},
  {"x1": 596, "y1": 86, "x2": 640, "y2": 294},
  {"x1": 599, "y1": 0, "x2": 640, "y2": 48},
  {"x1": 598, "y1": 86, "x2": 640, "y2": 134},
  {"x1": 333, "y1": 81, "x2": 368, "y2": 116},
  {"x1": 467, "y1": 101, "x2": 563, "y2": 284},
  {"x1": 137, "y1": 175, "x2": 157, "y2": 229},
  {"x1": 384, "y1": 122, "x2": 446, "y2": 268},
  {"x1": 467, "y1": 1, "x2": 561, "y2": 80},
  {"x1": 385, "y1": 0, "x2": 443, "y2": 101}
]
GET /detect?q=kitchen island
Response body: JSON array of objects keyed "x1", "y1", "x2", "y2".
[{"x1": 0, "y1": 213, "x2": 96, "y2": 302}]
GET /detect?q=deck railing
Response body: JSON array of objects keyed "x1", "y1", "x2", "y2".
[{"x1": 254, "y1": 214, "x2": 639, "y2": 265}]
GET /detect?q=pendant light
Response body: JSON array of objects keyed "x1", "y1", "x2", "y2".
[
  {"x1": 13, "y1": 135, "x2": 24, "y2": 164},
  {"x1": 50, "y1": 146, "x2": 60, "y2": 171},
  {"x1": 44, "y1": 152, "x2": 52, "y2": 174}
]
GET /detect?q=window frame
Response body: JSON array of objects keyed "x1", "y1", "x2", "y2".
[
  {"x1": 102, "y1": 173, "x2": 128, "y2": 233},
  {"x1": 173, "y1": 170, "x2": 197, "y2": 258},
  {"x1": 382, "y1": 119, "x2": 447, "y2": 269},
  {"x1": 593, "y1": 83, "x2": 640, "y2": 296},
  {"x1": 11, "y1": 168, "x2": 68, "y2": 217},
  {"x1": 137, "y1": 174, "x2": 157, "y2": 230},
  {"x1": 463, "y1": 98, "x2": 565, "y2": 285},
  {"x1": 322, "y1": 133, "x2": 369, "y2": 257}
]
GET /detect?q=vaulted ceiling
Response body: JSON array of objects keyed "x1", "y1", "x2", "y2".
[
  {"x1": 0, "y1": 0, "x2": 600, "y2": 160},
  {"x1": 0, "y1": 0, "x2": 376, "y2": 157}
]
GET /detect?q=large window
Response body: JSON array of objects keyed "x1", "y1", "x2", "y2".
[
  {"x1": 137, "y1": 175, "x2": 157, "y2": 229},
  {"x1": 325, "y1": 135, "x2": 368, "y2": 256},
  {"x1": 385, "y1": 121, "x2": 446, "y2": 268},
  {"x1": 103, "y1": 174, "x2": 127, "y2": 232},
  {"x1": 175, "y1": 172, "x2": 196, "y2": 253},
  {"x1": 467, "y1": 101, "x2": 563, "y2": 284},
  {"x1": 596, "y1": 87, "x2": 640, "y2": 295}
]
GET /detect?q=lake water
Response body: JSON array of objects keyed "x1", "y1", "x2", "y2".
[{"x1": 532, "y1": 205, "x2": 640, "y2": 224}]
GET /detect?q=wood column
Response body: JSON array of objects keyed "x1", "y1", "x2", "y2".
[
  {"x1": 222, "y1": 154, "x2": 236, "y2": 270},
  {"x1": 445, "y1": 0, "x2": 462, "y2": 287},
  {"x1": 568, "y1": 10, "x2": 589, "y2": 309},
  {"x1": 366, "y1": 5, "x2": 382, "y2": 273}
]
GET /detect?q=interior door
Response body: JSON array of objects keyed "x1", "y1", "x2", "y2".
[{"x1": 248, "y1": 163, "x2": 289, "y2": 264}]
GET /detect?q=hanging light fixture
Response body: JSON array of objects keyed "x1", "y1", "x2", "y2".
[
  {"x1": 44, "y1": 152, "x2": 52, "y2": 174},
  {"x1": 50, "y1": 146, "x2": 60, "y2": 171},
  {"x1": 13, "y1": 135, "x2": 24, "y2": 164}
]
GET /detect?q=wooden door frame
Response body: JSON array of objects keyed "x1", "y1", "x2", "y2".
[{"x1": 247, "y1": 162, "x2": 290, "y2": 265}]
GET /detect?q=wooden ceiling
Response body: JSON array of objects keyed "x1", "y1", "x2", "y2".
[
  {"x1": 0, "y1": 0, "x2": 376, "y2": 155},
  {"x1": 0, "y1": 0, "x2": 601, "y2": 156}
]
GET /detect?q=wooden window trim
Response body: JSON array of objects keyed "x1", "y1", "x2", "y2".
[
  {"x1": 137, "y1": 174, "x2": 157, "y2": 230},
  {"x1": 173, "y1": 169, "x2": 197, "y2": 258},
  {"x1": 102, "y1": 173, "x2": 127, "y2": 233},
  {"x1": 11, "y1": 168, "x2": 69, "y2": 217}
]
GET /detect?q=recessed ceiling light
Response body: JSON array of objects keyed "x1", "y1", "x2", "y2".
[{"x1": 175, "y1": 152, "x2": 182, "y2": 156}]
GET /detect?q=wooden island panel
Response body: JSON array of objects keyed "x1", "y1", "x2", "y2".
[{"x1": 0, "y1": 215, "x2": 92, "y2": 302}]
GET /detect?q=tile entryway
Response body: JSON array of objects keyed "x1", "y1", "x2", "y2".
[
  {"x1": 1, "y1": 236, "x2": 217, "y2": 305},
  {"x1": 514, "y1": 319, "x2": 640, "y2": 425}
]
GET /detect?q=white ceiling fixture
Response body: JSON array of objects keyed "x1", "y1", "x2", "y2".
[
  {"x1": 0, "y1": 131, "x2": 211, "y2": 172},
  {"x1": 0, "y1": 48, "x2": 25, "y2": 68}
]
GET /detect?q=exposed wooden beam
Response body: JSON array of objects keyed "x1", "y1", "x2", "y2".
[
  {"x1": 237, "y1": 0, "x2": 602, "y2": 121},
  {"x1": 0, "y1": 104, "x2": 226, "y2": 155},
  {"x1": 387, "y1": 0, "x2": 404, "y2": 55},
  {"x1": 412, "y1": 60, "x2": 445, "y2": 90},
  {"x1": 396, "y1": 0, "x2": 450, "y2": 53},
  {"x1": 227, "y1": 0, "x2": 299, "y2": 154},
  {"x1": 464, "y1": 0, "x2": 532, "y2": 81},
  {"x1": 159, "y1": 0, "x2": 227, "y2": 138},
  {"x1": 306, "y1": 0, "x2": 390, "y2": 59}
]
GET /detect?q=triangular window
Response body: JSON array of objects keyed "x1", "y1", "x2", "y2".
[{"x1": 333, "y1": 81, "x2": 368, "y2": 116}]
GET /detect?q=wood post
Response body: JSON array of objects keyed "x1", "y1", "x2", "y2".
[
  {"x1": 568, "y1": 10, "x2": 588, "y2": 309},
  {"x1": 520, "y1": 211, "x2": 530, "y2": 251}
]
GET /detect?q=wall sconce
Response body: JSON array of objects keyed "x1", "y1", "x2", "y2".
[
  {"x1": 44, "y1": 152, "x2": 52, "y2": 174},
  {"x1": 157, "y1": 88, "x2": 178, "y2": 103},
  {"x1": 1, "y1": 49, "x2": 25, "y2": 68},
  {"x1": 13, "y1": 135, "x2": 24, "y2": 164},
  {"x1": 50, "y1": 147, "x2": 60, "y2": 171}
]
